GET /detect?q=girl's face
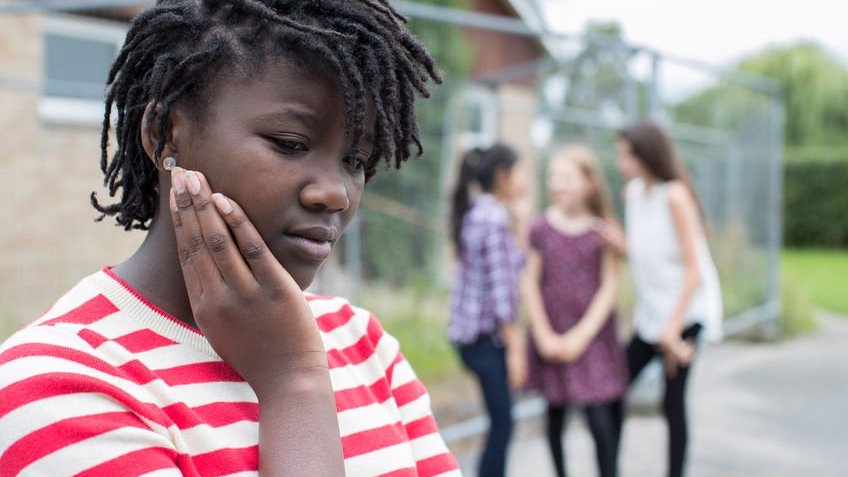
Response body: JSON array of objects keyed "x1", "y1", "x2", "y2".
[
  {"x1": 170, "y1": 57, "x2": 370, "y2": 289},
  {"x1": 616, "y1": 138, "x2": 647, "y2": 180},
  {"x1": 494, "y1": 162, "x2": 529, "y2": 202},
  {"x1": 547, "y1": 158, "x2": 592, "y2": 211}
]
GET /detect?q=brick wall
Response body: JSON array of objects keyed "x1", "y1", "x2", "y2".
[{"x1": 0, "y1": 12, "x2": 142, "y2": 334}]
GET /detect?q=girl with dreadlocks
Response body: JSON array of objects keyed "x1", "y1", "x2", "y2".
[{"x1": 0, "y1": 1, "x2": 456, "y2": 476}]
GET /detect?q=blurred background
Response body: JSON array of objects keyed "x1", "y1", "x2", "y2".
[{"x1": 1, "y1": 0, "x2": 846, "y2": 475}]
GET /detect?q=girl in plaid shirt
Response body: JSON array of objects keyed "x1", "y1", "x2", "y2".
[{"x1": 448, "y1": 144, "x2": 527, "y2": 477}]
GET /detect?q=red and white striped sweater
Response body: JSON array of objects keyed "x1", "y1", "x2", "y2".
[{"x1": 0, "y1": 268, "x2": 460, "y2": 476}]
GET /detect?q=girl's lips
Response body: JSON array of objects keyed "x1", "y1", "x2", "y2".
[{"x1": 283, "y1": 233, "x2": 333, "y2": 261}]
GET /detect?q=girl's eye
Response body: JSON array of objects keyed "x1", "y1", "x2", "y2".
[
  {"x1": 345, "y1": 152, "x2": 369, "y2": 172},
  {"x1": 272, "y1": 138, "x2": 309, "y2": 154}
]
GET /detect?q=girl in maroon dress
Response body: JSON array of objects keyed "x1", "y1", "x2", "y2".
[{"x1": 521, "y1": 145, "x2": 628, "y2": 477}]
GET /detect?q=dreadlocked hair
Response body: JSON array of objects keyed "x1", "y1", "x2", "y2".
[{"x1": 92, "y1": 0, "x2": 443, "y2": 230}]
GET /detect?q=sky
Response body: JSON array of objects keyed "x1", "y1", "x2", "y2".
[
  {"x1": 538, "y1": 0, "x2": 846, "y2": 99},
  {"x1": 540, "y1": 0, "x2": 846, "y2": 66}
]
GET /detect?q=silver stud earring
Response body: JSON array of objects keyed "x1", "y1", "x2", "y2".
[{"x1": 163, "y1": 156, "x2": 177, "y2": 171}]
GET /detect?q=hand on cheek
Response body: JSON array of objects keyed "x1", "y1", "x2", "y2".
[{"x1": 168, "y1": 167, "x2": 328, "y2": 398}]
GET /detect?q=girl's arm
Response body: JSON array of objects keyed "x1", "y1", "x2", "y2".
[
  {"x1": 594, "y1": 187, "x2": 628, "y2": 256},
  {"x1": 520, "y1": 250, "x2": 560, "y2": 361},
  {"x1": 559, "y1": 247, "x2": 620, "y2": 362},
  {"x1": 661, "y1": 182, "x2": 703, "y2": 370},
  {"x1": 498, "y1": 320, "x2": 527, "y2": 390},
  {"x1": 482, "y1": 218, "x2": 527, "y2": 388}
]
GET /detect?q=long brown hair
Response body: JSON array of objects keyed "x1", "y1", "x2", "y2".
[
  {"x1": 549, "y1": 144, "x2": 614, "y2": 220},
  {"x1": 618, "y1": 121, "x2": 704, "y2": 216}
]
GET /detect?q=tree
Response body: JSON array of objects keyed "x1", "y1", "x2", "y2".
[
  {"x1": 563, "y1": 21, "x2": 631, "y2": 116},
  {"x1": 356, "y1": 0, "x2": 473, "y2": 284},
  {"x1": 675, "y1": 42, "x2": 848, "y2": 159}
]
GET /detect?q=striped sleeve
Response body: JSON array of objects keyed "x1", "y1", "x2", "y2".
[
  {"x1": 374, "y1": 317, "x2": 461, "y2": 477},
  {"x1": 0, "y1": 326, "x2": 183, "y2": 476}
]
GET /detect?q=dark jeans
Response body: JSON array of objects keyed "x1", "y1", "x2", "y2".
[
  {"x1": 626, "y1": 323, "x2": 701, "y2": 477},
  {"x1": 458, "y1": 337, "x2": 513, "y2": 477},
  {"x1": 546, "y1": 401, "x2": 622, "y2": 477}
]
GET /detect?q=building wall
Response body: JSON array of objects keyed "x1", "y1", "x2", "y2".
[
  {"x1": 0, "y1": 12, "x2": 142, "y2": 334},
  {"x1": 465, "y1": 0, "x2": 544, "y2": 84}
]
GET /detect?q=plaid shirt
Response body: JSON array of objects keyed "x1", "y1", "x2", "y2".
[{"x1": 449, "y1": 194, "x2": 524, "y2": 344}]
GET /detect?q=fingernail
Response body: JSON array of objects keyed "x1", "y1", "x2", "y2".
[
  {"x1": 212, "y1": 193, "x2": 233, "y2": 214},
  {"x1": 187, "y1": 171, "x2": 201, "y2": 195},
  {"x1": 172, "y1": 168, "x2": 186, "y2": 195}
]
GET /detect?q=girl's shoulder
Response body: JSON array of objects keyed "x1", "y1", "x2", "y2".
[
  {"x1": 530, "y1": 213, "x2": 550, "y2": 232},
  {"x1": 664, "y1": 180, "x2": 700, "y2": 215},
  {"x1": 467, "y1": 194, "x2": 509, "y2": 226},
  {"x1": 664, "y1": 180, "x2": 690, "y2": 200},
  {"x1": 624, "y1": 177, "x2": 645, "y2": 200}
]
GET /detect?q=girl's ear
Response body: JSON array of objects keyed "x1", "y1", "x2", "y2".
[{"x1": 140, "y1": 102, "x2": 185, "y2": 170}]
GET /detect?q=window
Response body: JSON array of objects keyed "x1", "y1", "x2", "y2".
[
  {"x1": 39, "y1": 15, "x2": 127, "y2": 126},
  {"x1": 456, "y1": 85, "x2": 497, "y2": 150}
]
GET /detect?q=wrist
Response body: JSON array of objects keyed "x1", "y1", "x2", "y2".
[
  {"x1": 572, "y1": 324, "x2": 592, "y2": 342},
  {"x1": 664, "y1": 317, "x2": 684, "y2": 337},
  {"x1": 253, "y1": 365, "x2": 333, "y2": 403}
]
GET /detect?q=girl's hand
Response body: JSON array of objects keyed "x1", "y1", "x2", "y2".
[
  {"x1": 168, "y1": 168, "x2": 327, "y2": 397},
  {"x1": 506, "y1": 345, "x2": 528, "y2": 391},
  {"x1": 535, "y1": 330, "x2": 562, "y2": 363},
  {"x1": 660, "y1": 336, "x2": 696, "y2": 379},
  {"x1": 658, "y1": 322, "x2": 683, "y2": 355},
  {"x1": 674, "y1": 340, "x2": 696, "y2": 366},
  {"x1": 170, "y1": 168, "x2": 344, "y2": 475},
  {"x1": 593, "y1": 219, "x2": 627, "y2": 256},
  {"x1": 557, "y1": 329, "x2": 590, "y2": 363},
  {"x1": 666, "y1": 339, "x2": 695, "y2": 379}
]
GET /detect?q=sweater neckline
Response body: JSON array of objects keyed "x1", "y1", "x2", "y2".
[{"x1": 90, "y1": 267, "x2": 219, "y2": 358}]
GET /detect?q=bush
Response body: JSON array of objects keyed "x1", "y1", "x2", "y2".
[{"x1": 784, "y1": 160, "x2": 848, "y2": 247}]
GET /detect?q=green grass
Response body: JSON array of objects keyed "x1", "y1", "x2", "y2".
[
  {"x1": 359, "y1": 284, "x2": 459, "y2": 386},
  {"x1": 782, "y1": 248, "x2": 848, "y2": 315},
  {"x1": 779, "y1": 276, "x2": 818, "y2": 336}
]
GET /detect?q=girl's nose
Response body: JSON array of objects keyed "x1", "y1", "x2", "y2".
[{"x1": 299, "y1": 174, "x2": 350, "y2": 213}]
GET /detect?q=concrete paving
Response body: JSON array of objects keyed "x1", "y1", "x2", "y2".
[{"x1": 449, "y1": 313, "x2": 848, "y2": 477}]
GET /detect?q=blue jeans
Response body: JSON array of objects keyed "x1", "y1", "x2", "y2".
[{"x1": 458, "y1": 337, "x2": 514, "y2": 477}]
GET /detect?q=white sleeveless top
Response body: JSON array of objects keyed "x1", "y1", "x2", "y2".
[{"x1": 625, "y1": 178, "x2": 723, "y2": 343}]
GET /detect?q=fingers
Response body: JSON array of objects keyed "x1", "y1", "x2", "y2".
[
  {"x1": 169, "y1": 188, "x2": 203, "y2": 299},
  {"x1": 187, "y1": 171, "x2": 254, "y2": 286},
  {"x1": 676, "y1": 341, "x2": 696, "y2": 366},
  {"x1": 211, "y1": 193, "x2": 288, "y2": 286},
  {"x1": 171, "y1": 168, "x2": 222, "y2": 290},
  {"x1": 169, "y1": 166, "x2": 290, "y2": 294}
]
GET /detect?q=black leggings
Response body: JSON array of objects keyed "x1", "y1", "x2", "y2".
[
  {"x1": 546, "y1": 401, "x2": 622, "y2": 477},
  {"x1": 626, "y1": 324, "x2": 701, "y2": 477}
]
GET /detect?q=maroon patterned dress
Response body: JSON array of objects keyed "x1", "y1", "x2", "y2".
[{"x1": 525, "y1": 216, "x2": 629, "y2": 406}]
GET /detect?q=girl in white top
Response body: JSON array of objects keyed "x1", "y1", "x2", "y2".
[{"x1": 602, "y1": 121, "x2": 722, "y2": 477}]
